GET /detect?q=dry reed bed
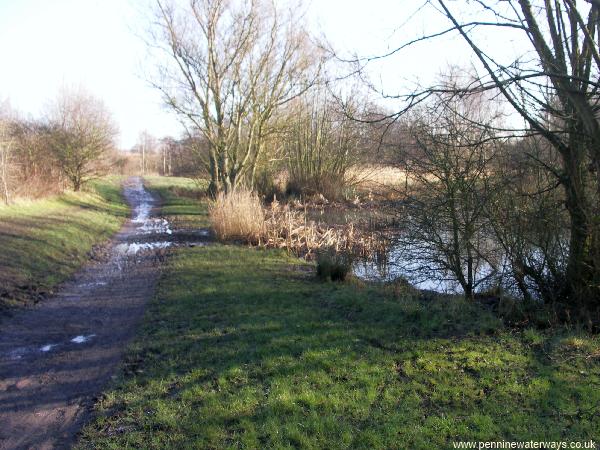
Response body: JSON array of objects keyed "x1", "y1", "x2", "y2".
[{"x1": 209, "y1": 190, "x2": 386, "y2": 259}]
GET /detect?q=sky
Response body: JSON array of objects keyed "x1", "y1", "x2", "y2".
[
  {"x1": 0, "y1": 0, "x2": 179, "y2": 148},
  {"x1": 0, "y1": 0, "x2": 529, "y2": 149}
]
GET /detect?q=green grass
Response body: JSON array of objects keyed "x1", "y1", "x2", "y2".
[
  {"x1": 143, "y1": 176, "x2": 210, "y2": 229},
  {"x1": 0, "y1": 177, "x2": 128, "y2": 312},
  {"x1": 77, "y1": 179, "x2": 600, "y2": 449}
]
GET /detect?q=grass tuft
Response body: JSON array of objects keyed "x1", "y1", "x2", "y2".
[
  {"x1": 209, "y1": 189, "x2": 264, "y2": 242},
  {"x1": 316, "y1": 250, "x2": 353, "y2": 281}
]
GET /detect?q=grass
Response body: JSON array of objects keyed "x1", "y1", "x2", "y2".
[
  {"x1": 77, "y1": 178, "x2": 600, "y2": 449},
  {"x1": 0, "y1": 177, "x2": 128, "y2": 312},
  {"x1": 143, "y1": 176, "x2": 210, "y2": 229}
]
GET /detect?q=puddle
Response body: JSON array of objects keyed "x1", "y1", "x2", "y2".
[
  {"x1": 124, "y1": 179, "x2": 173, "y2": 235},
  {"x1": 79, "y1": 281, "x2": 108, "y2": 288},
  {"x1": 40, "y1": 344, "x2": 58, "y2": 352},
  {"x1": 6, "y1": 347, "x2": 30, "y2": 360},
  {"x1": 113, "y1": 237, "x2": 211, "y2": 256},
  {"x1": 5, "y1": 337, "x2": 94, "y2": 361},
  {"x1": 138, "y1": 218, "x2": 172, "y2": 235},
  {"x1": 71, "y1": 334, "x2": 96, "y2": 344},
  {"x1": 132, "y1": 202, "x2": 152, "y2": 224},
  {"x1": 114, "y1": 241, "x2": 172, "y2": 256}
]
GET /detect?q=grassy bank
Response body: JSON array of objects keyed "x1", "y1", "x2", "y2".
[
  {"x1": 0, "y1": 177, "x2": 128, "y2": 312},
  {"x1": 77, "y1": 178, "x2": 600, "y2": 449}
]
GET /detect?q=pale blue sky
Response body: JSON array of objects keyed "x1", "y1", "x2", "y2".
[
  {"x1": 0, "y1": 0, "x2": 527, "y2": 148},
  {"x1": 0, "y1": 0, "x2": 179, "y2": 148}
]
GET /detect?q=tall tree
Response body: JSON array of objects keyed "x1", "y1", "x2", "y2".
[
  {"x1": 353, "y1": 0, "x2": 600, "y2": 309},
  {"x1": 150, "y1": 0, "x2": 322, "y2": 194},
  {"x1": 435, "y1": 0, "x2": 600, "y2": 308},
  {"x1": 0, "y1": 119, "x2": 13, "y2": 205}
]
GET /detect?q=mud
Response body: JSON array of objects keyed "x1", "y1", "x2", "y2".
[{"x1": 0, "y1": 177, "x2": 210, "y2": 450}]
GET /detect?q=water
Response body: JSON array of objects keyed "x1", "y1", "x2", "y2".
[
  {"x1": 352, "y1": 231, "x2": 556, "y2": 300},
  {"x1": 39, "y1": 344, "x2": 58, "y2": 352},
  {"x1": 71, "y1": 334, "x2": 96, "y2": 344},
  {"x1": 114, "y1": 241, "x2": 172, "y2": 256},
  {"x1": 353, "y1": 240, "x2": 496, "y2": 294}
]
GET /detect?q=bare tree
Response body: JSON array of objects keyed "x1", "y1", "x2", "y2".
[
  {"x1": 347, "y1": 0, "x2": 600, "y2": 310},
  {"x1": 150, "y1": 0, "x2": 323, "y2": 194},
  {"x1": 45, "y1": 88, "x2": 117, "y2": 191},
  {"x1": 10, "y1": 118, "x2": 65, "y2": 197},
  {"x1": 159, "y1": 137, "x2": 174, "y2": 175},
  {"x1": 135, "y1": 130, "x2": 158, "y2": 176},
  {"x1": 487, "y1": 136, "x2": 569, "y2": 303},
  {"x1": 396, "y1": 85, "x2": 503, "y2": 298},
  {"x1": 284, "y1": 89, "x2": 366, "y2": 200},
  {"x1": 0, "y1": 120, "x2": 14, "y2": 205},
  {"x1": 432, "y1": 0, "x2": 600, "y2": 308}
]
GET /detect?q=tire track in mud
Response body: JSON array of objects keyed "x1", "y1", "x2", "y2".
[{"x1": 0, "y1": 177, "x2": 210, "y2": 450}]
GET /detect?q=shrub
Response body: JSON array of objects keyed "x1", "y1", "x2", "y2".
[
  {"x1": 316, "y1": 250, "x2": 353, "y2": 282},
  {"x1": 254, "y1": 169, "x2": 286, "y2": 201},
  {"x1": 286, "y1": 173, "x2": 348, "y2": 202},
  {"x1": 209, "y1": 189, "x2": 264, "y2": 242}
]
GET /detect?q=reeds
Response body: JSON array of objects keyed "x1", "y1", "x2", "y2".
[
  {"x1": 209, "y1": 189, "x2": 386, "y2": 259},
  {"x1": 209, "y1": 190, "x2": 264, "y2": 242}
]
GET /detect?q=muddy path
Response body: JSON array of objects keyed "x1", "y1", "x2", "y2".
[{"x1": 0, "y1": 177, "x2": 210, "y2": 450}]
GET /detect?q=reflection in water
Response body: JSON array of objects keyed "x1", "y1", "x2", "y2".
[
  {"x1": 352, "y1": 233, "x2": 553, "y2": 300},
  {"x1": 71, "y1": 334, "x2": 96, "y2": 344},
  {"x1": 353, "y1": 240, "x2": 497, "y2": 294},
  {"x1": 40, "y1": 344, "x2": 58, "y2": 352},
  {"x1": 353, "y1": 245, "x2": 462, "y2": 293}
]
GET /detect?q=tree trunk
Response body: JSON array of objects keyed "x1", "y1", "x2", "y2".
[
  {"x1": 207, "y1": 150, "x2": 220, "y2": 197},
  {"x1": 0, "y1": 151, "x2": 9, "y2": 205},
  {"x1": 466, "y1": 251, "x2": 474, "y2": 300},
  {"x1": 562, "y1": 144, "x2": 593, "y2": 307}
]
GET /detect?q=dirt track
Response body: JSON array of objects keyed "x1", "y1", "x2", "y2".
[{"x1": 0, "y1": 177, "x2": 207, "y2": 450}]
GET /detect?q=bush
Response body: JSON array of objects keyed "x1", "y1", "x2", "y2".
[
  {"x1": 286, "y1": 173, "x2": 348, "y2": 201},
  {"x1": 209, "y1": 190, "x2": 264, "y2": 242},
  {"x1": 316, "y1": 250, "x2": 353, "y2": 282},
  {"x1": 254, "y1": 169, "x2": 286, "y2": 201}
]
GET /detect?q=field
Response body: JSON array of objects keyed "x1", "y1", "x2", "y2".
[
  {"x1": 0, "y1": 177, "x2": 128, "y2": 312},
  {"x1": 76, "y1": 179, "x2": 600, "y2": 449}
]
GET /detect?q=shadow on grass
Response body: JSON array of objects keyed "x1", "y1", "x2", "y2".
[
  {"x1": 79, "y1": 245, "x2": 600, "y2": 449},
  {"x1": 54, "y1": 197, "x2": 128, "y2": 218}
]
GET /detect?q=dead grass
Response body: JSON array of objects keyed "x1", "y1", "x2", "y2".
[
  {"x1": 261, "y1": 199, "x2": 384, "y2": 258},
  {"x1": 349, "y1": 165, "x2": 409, "y2": 189},
  {"x1": 349, "y1": 165, "x2": 443, "y2": 201},
  {"x1": 210, "y1": 189, "x2": 386, "y2": 259},
  {"x1": 209, "y1": 189, "x2": 264, "y2": 242}
]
